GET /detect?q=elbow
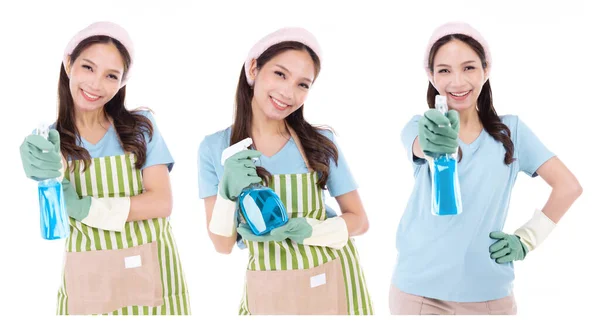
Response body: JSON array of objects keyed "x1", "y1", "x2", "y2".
[
  {"x1": 571, "y1": 181, "x2": 583, "y2": 199},
  {"x1": 214, "y1": 245, "x2": 233, "y2": 255},
  {"x1": 160, "y1": 197, "x2": 173, "y2": 218},
  {"x1": 353, "y1": 215, "x2": 369, "y2": 236}
]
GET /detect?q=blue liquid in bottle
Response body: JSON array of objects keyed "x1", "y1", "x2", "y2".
[
  {"x1": 39, "y1": 178, "x2": 70, "y2": 240},
  {"x1": 238, "y1": 185, "x2": 288, "y2": 236},
  {"x1": 431, "y1": 154, "x2": 462, "y2": 215},
  {"x1": 430, "y1": 95, "x2": 462, "y2": 216}
]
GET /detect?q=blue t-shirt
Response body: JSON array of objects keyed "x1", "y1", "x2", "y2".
[
  {"x1": 197, "y1": 126, "x2": 357, "y2": 203},
  {"x1": 48, "y1": 110, "x2": 173, "y2": 171},
  {"x1": 393, "y1": 115, "x2": 554, "y2": 302}
]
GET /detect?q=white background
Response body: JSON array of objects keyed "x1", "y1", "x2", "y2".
[{"x1": 0, "y1": 0, "x2": 598, "y2": 329}]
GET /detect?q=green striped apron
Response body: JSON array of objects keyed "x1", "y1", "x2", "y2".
[
  {"x1": 56, "y1": 154, "x2": 190, "y2": 315},
  {"x1": 238, "y1": 129, "x2": 373, "y2": 315}
]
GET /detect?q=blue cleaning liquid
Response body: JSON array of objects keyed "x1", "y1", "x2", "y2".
[
  {"x1": 431, "y1": 154, "x2": 462, "y2": 215},
  {"x1": 239, "y1": 185, "x2": 288, "y2": 236},
  {"x1": 38, "y1": 178, "x2": 70, "y2": 240}
]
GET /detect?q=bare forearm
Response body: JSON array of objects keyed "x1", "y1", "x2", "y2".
[
  {"x1": 541, "y1": 181, "x2": 583, "y2": 223},
  {"x1": 340, "y1": 212, "x2": 369, "y2": 236},
  {"x1": 128, "y1": 190, "x2": 172, "y2": 221}
]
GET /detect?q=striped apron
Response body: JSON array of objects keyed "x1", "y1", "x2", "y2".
[
  {"x1": 238, "y1": 128, "x2": 373, "y2": 315},
  {"x1": 56, "y1": 154, "x2": 190, "y2": 315}
]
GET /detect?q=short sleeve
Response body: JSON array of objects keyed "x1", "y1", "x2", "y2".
[
  {"x1": 198, "y1": 136, "x2": 219, "y2": 198},
  {"x1": 322, "y1": 130, "x2": 358, "y2": 197},
  {"x1": 515, "y1": 116, "x2": 555, "y2": 177},
  {"x1": 139, "y1": 111, "x2": 174, "y2": 171},
  {"x1": 401, "y1": 115, "x2": 426, "y2": 166}
]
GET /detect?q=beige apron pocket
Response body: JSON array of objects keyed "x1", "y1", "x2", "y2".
[
  {"x1": 246, "y1": 258, "x2": 347, "y2": 315},
  {"x1": 64, "y1": 241, "x2": 163, "y2": 315}
]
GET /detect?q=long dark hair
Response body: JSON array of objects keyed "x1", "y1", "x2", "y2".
[
  {"x1": 231, "y1": 41, "x2": 338, "y2": 188},
  {"x1": 427, "y1": 34, "x2": 515, "y2": 165},
  {"x1": 57, "y1": 35, "x2": 153, "y2": 170}
]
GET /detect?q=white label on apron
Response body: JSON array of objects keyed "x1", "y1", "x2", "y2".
[
  {"x1": 124, "y1": 255, "x2": 142, "y2": 269},
  {"x1": 310, "y1": 273, "x2": 326, "y2": 288}
]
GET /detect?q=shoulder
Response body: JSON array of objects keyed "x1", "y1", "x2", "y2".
[{"x1": 199, "y1": 127, "x2": 232, "y2": 155}]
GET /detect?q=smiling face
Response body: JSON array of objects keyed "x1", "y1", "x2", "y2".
[
  {"x1": 249, "y1": 49, "x2": 316, "y2": 121},
  {"x1": 66, "y1": 42, "x2": 125, "y2": 113},
  {"x1": 431, "y1": 39, "x2": 488, "y2": 113}
]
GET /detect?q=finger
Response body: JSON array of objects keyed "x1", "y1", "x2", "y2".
[
  {"x1": 24, "y1": 135, "x2": 56, "y2": 152},
  {"x1": 496, "y1": 254, "x2": 515, "y2": 264},
  {"x1": 27, "y1": 148, "x2": 62, "y2": 163},
  {"x1": 446, "y1": 110, "x2": 460, "y2": 125},
  {"x1": 229, "y1": 149, "x2": 262, "y2": 161},
  {"x1": 47, "y1": 129, "x2": 61, "y2": 149},
  {"x1": 29, "y1": 168, "x2": 62, "y2": 180},
  {"x1": 424, "y1": 110, "x2": 451, "y2": 127},
  {"x1": 422, "y1": 131, "x2": 459, "y2": 149},
  {"x1": 490, "y1": 247, "x2": 511, "y2": 259},
  {"x1": 27, "y1": 155, "x2": 62, "y2": 171},
  {"x1": 489, "y1": 231, "x2": 507, "y2": 240},
  {"x1": 489, "y1": 239, "x2": 508, "y2": 253}
]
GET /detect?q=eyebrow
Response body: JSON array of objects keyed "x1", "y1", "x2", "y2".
[
  {"x1": 82, "y1": 58, "x2": 123, "y2": 75},
  {"x1": 275, "y1": 64, "x2": 313, "y2": 84},
  {"x1": 435, "y1": 60, "x2": 477, "y2": 67}
]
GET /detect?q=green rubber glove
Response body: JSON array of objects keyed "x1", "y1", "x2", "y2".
[
  {"x1": 489, "y1": 231, "x2": 529, "y2": 264},
  {"x1": 237, "y1": 217, "x2": 313, "y2": 243},
  {"x1": 418, "y1": 109, "x2": 460, "y2": 156},
  {"x1": 61, "y1": 178, "x2": 92, "y2": 221},
  {"x1": 20, "y1": 129, "x2": 63, "y2": 181},
  {"x1": 220, "y1": 150, "x2": 263, "y2": 201}
]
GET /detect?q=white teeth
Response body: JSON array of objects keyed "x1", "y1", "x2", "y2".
[
  {"x1": 450, "y1": 91, "x2": 469, "y2": 97},
  {"x1": 83, "y1": 90, "x2": 100, "y2": 99},
  {"x1": 272, "y1": 97, "x2": 288, "y2": 108}
]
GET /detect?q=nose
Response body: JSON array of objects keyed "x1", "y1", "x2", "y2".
[
  {"x1": 279, "y1": 81, "x2": 294, "y2": 101},
  {"x1": 88, "y1": 72, "x2": 103, "y2": 91},
  {"x1": 451, "y1": 71, "x2": 466, "y2": 86}
]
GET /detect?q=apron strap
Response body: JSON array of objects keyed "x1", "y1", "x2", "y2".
[{"x1": 285, "y1": 122, "x2": 313, "y2": 172}]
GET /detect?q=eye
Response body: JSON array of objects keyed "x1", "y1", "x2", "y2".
[
  {"x1": 437, "y1": 68, "x2": 449, "y2": 74},
  {"x1": 465, "y1": 66, "x2": 476, "y2": 71},
  {"x1": 82, "y1": 65, "x2": 92, "y2": 71},
  {"x1": 108, "y1": 74, "x2": 118, "y2": 80},
  {"x1": 274, "y1": 71, "x2": 285, "y2": 78},
  {"x1": 299, "y1": 83, "x2": 310, "y2": 89}
]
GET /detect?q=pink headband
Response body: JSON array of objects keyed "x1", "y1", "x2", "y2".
[
  {"x1": 63, "y1": 21, "x2": 135, "y2": 88},
  {"x1": 244, "y1": 27, "x2": 322, "y2": 86},
  {"x1": 424, "y1": 22, "x2": 492, "y2": 86}
]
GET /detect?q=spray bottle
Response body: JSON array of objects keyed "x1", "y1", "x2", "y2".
[
  {"x1": 36, "y1": 124, "x2": 70, "y2": 239},
  {"x1": 221, "y1": 138, "x2": 288, "y2": 235},
  {"x1": 430, "y1": 95, "x2": 463, "y2": 215}
]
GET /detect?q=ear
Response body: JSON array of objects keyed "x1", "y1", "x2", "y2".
[
  {"x1": 249, "y1": 58, "x2": 258, "y2": 81},
  {"x1": 64, "y1": 56, "x2": 72, "y2": 76},
  {"x1": 483, "y1": 67, "x2": 490, "y2": 83}
]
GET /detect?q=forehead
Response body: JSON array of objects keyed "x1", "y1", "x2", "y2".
[
  {"x1": 433, "y1": 39, "x2": 481, "y2": 65},
  {"x1": 265, "y1": 49, "x2": 316, "y2": 78},
  {"x1": 76, "y1": 42, "x2": 125, "y2": 70}
]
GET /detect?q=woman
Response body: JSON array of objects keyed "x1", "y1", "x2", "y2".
[
  {"x1": 389, "y1": 21, "x2": 582, "y2": 315},
  {"x1": 19, "y1": 21, "x2": 190, "y2": 315},
  {"x1": 198, "y1": 27, "x2": 373, "y2": 315}
]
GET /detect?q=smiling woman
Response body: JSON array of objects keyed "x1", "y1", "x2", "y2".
[
  {"x1": 18, "y1": 21, "x2": 190, "y2": 315},
  {"x1": 198, "y1": 27, "x2": 373, "y2": 315}
]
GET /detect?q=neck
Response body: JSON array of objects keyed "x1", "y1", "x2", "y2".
[
  {"x1": 250, "y1": 100, "x2": 288, "y2": 139},
  {"x1": 75, "y1": 107, "x2": 108, "y2": 130},
  {"x1": 458, "y1": 105, "x2": 482, "y2": 132}
]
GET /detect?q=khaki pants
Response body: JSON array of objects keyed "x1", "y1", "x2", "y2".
[{"x1": 389, "y1": 285, "x2": 517, "y2": 315}]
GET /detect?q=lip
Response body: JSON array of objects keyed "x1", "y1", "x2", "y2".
[
  {"x1": 80, "y1": 89, "x2": 101, "y2": 102},
  {"x1": 447, "y1": 90, "x2": 471, "y2": 101},
  {"x1": 270, "y1": 96, "x2": 290, "y2": 111}
]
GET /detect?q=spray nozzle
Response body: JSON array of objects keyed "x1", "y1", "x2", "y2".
[
  {"x1": 221, "y1": 137, "x2": 255, "y2": 165},
  {"x1": 435, "y1": 95, "x2": 448, "y2": 115},
  {"x1": 36, "y1": 122, "x2": 49, "y2": 140}
]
